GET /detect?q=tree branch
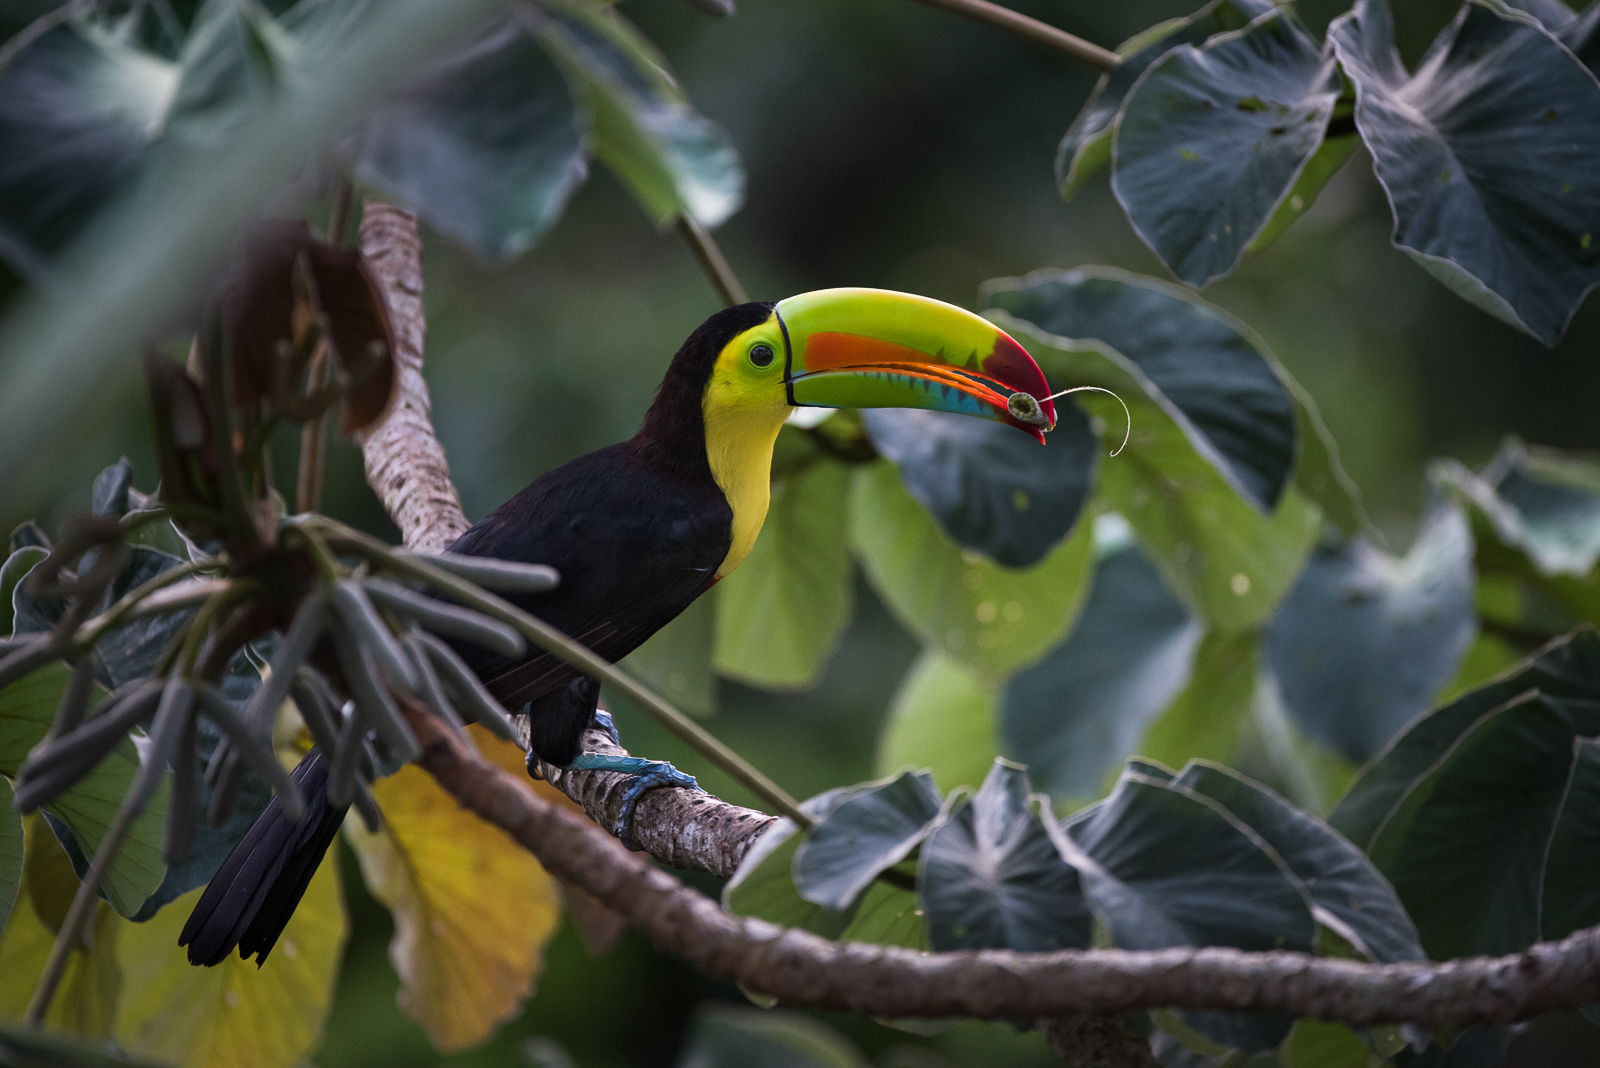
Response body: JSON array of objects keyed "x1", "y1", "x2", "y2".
[{"x1": 405, "y1": 701, "x2": 1600, "y2": 1029}]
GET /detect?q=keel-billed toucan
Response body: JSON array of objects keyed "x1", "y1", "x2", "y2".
[{"x1": 180, "y1": 289, "x2": 1058, "y2": 966}]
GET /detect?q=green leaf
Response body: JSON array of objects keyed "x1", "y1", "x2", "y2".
[
  {"x1": 1438, "y1": 439, "x2": 1600, "y2": 580},
  {"x1": 836, "y1": 865, "x2": 928, "y2": 951},
  {"x1": 679, "y1": 1004, "x2": 872, "y2": 1068},
  {"x1": 0, "y1": 1023, "x2": 171, "y2": 1068},
  {"x1": 849, "y1": 461, "x2": 1094, "y2": 677},
  {"x1": 874, "y1": 647, "x2": 997, "y2": 793},
  {"x1": 164, "y1": 0, "x2": 296, "y2": 147},
  {"x1": 1001, "y1": 533, "x2": 1202, "y2": 802},
  {"x1": 1367, "y1": 691, "x2": 1588, "y2": 959},
  {"x1": 1282, "y1": 1019, "x2": 1390, "y2": 1068},
  {"x1": 90, "y1": 460, "x2": 133, "y2": 518},
  {"x1": 919, "y1": 761, "x2": 1091, "y2": 952},
  {"x1": 343, "y1": 20, "x2": 588, "y2": 262},
  {"x1": 722, "y1": 788, "x2": 859, "y2": 938},
  {"x1": 0, "y1": 781, "x2": 19, "y2": 936},
  {"x1": 1330, "y1": 629, "x2": 1600, "y2": 851},
  {"x1": 1248, "y1": 107, "x2": 1359, "y2": 254},
  {"x1": 1170, "y1": 761, "x2": 1423, "y2": 964},
  {"x1": 714, "y1": 459, "x2": 853, "y2": 691},
  {"x1": 0, "y1": 548, "x2": 47, "y2": 637},
  {"x1": 530, "y1": 3, "x2": 742, "y2": 228},
  {"x1": 0, "y1": 22, "x2": 178, "y2": 275},
  {"x1": 1138, "y1": 628, "x2": 1258, "y2": 776},
  {"x1": 794, "y1": 770, "x2": 942, "y2": 911},
  {"x1": 1113, "y1": 10, "x2": 1342, "y2": 287},
  {"x1": 861, "y1": 403, "x2": 1098, "y2": 569},
  {"x1": 1057, "y1": 0, "x2": 1271, "y2": 199},
  {"x1": 1541, "y1": 736, "x2": 1600, "y2": 942},
  {"x1": 0, "y1": 665, "x2": 167, "y2": 918},
  {"x1": 1328, "y1": 0, "x2": 1600, "y2": 345},
  {"x1": 1062, "y1": 767, "x2": 1313, "y2": 1050},
  {"x1": 1265, "y1": 500, "x2": 1477, "y2": 763},
  {"x1": 620, "y1": 592, "x2": 715, "y2": 718}
]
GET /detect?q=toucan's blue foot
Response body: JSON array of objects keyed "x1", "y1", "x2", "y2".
[
  {"x1": 589, "y1": 709, "x2": 621, "y2": 747},
  {"x1": 564, "y1": 753, "x2": 700, "y2": 847}
]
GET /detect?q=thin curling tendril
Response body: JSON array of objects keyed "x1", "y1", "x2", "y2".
[{"x1": 1007, "y1": 385, "x2": 1131, "y2": 457}]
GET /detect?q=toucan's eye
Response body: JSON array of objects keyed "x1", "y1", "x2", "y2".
[{"x1": 748, "y1": 343, "x2": 775, "y2": 368}]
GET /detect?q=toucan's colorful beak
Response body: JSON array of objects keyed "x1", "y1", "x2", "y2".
[{"x1": 774, "y1": 288, "x2": 1056, "y2": 442}]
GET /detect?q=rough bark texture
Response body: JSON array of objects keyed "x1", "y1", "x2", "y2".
[
  {"x1": 357, "y1": 202, "x2": 470, "y2": 554},
  {"x1": 408, "y1": 703, "x2": 1600, "y2": 1029}
]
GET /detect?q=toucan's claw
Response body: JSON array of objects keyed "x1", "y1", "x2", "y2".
[
  {"x1": 589, "y1": 709, "x2": 622, "y2": 747},
  {"x1": 564, "y1": 753, "x2": 701, "y2": 848}
]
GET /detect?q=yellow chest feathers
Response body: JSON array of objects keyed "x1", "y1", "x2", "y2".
[{"x1": 702, "y1": 373, "x2": 791, "y2": 578}]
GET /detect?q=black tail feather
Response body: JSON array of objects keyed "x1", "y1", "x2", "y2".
[{"x1": 179, "y1": 750, "x2": 350, "y2": 967}]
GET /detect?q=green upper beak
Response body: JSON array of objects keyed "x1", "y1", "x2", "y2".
[{"x1": 774, "y1": 288, "x2": 1057, "y2": 442}]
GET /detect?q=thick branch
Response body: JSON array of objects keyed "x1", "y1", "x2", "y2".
[
  {"x1": 357, "y1": 203, "x2": 471, "y2": 553},
  {"x1": 408, "y1": 704, "x2": 1600, "y2": 1028}
]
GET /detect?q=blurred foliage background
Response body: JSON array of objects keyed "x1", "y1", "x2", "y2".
[{"x1": 3, "y1": 0, "x2": 1598, "y2": 1064}]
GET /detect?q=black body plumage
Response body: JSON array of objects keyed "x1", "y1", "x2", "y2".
[{"x1": 180, "y1": 301, "x2": 776, "y2": 967}]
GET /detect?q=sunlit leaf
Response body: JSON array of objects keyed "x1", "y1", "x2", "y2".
[
  {"x1": 1057, "y1": 0, "x2": 1271, "y2": 199},
  {"x1": 1266, "y1": 499, "x2": 1477, "y2": 763},
  {"x1": 849, "y1": 461, "x2": 1094, "y2": 677},
  {"x1": 343, "y1": 19, "x2": 588, "y2": 262},
  {"x1": 794, "y1": 770, "x2": 941, "y2": 912},
  {"x1": 1330, "y1": 629, "x2": 1600, "y2": 851},
  {"x1": 1329, "y1": 0, "x2": 1600, "y2": 344},
  {"x1": 714, "y1": 459, "x2": 853, "y2": 691},
  {"x1": 529, "y1": 3, "x2": 742, "y2": 228},
  {"x1": 0, "y1": 781, "x2": 20, "y2": 936},
  {"x1": 0, "y1": 664, "x2": 167, "y2": 917},
  {"x1": 112, "y1": 850, "x2": 345, "y2": 1068},
  {"x1": 1113, "y1": 9, "x2": 1342, "y2": 286},
  {"x1": 919, "y1": 762, "x2": 1091, "y2": 952},
  {"x1": 1247, "y1": 99, "x2": 1359, "y2": 254},
  {"x1": 1062, "y1": 767, "x2": 1314, "y2": 1050},
  {"x1": 0, "y1": 23, "x2": 178, "y2": 277},
  {"x1": 861, "y1": 404, "x2": 1097, "y2": 569},
  {"x1": 1281, "y1": 1019, "x2": 1388, "y2": 1068},
  {"x1": 1001, "y1": 533, "x2": 1202, "y2": 802},
  {"x1": 1365, "y1": 691, "x2": 1595, "y2": 960},
  {"x1": 621, "y1": 592, "x2": 715, "y2": 718},
  {"x1": 983, "y1": 265, "x2": 1360, "y2": 534},
  {"x1": 836, "y1": 865, "x2": 927, "y2": 952},
  {"x1": 875, "y1": 647, "x2": 997, "y2": 793},
  {"x1": 1170, "y1": 761, "x2": 1423, "y2": 964},
  {"x1": 679, "y1": 1003, "x2": 873, "y2": 1068},
  {"x1": 345, "y1": 725, "x2": 562, "y2": 1051}
]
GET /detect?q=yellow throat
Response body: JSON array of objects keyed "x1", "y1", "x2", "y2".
[{"x1": 702, "y1": 333, "x2": 793, "y2": 578}]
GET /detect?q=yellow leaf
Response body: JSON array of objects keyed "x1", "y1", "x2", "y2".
[
  {"x1": 0, "y1": 819, "x2": 121, "y2": 1039},
  {"x1": 345, "y1": 725, "x2": 563, "y2": 1052},
  {"x1": 113, "y1": 849, "x2": 346, "y2": 1068}
]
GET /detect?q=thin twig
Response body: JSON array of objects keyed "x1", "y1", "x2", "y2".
[
  {"x1": 296, "y1": 348, "x2": 329, "y2": 514},
  {"x1": 908, "y1": 0, "x2": 1118, "y2": 70},
  {"x1": 675, "y1": 214, "x2": 748, "y2": 308}
]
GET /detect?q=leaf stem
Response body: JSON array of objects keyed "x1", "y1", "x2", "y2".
[
  {"x1": 73, "y1": 560, "x2": 206, "y2": 650},
  {"x1": 907, "y1": 0, "x2": 1117, "y2": 71},
  {"x1": 315, "y1": 519, "x2": 812, "y2": 827},
  {"x1": 675, "y1": 214, "x2": 748, "y2": 308}
]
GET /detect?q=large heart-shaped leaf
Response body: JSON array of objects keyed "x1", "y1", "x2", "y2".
[
  {"x1": 0, "y1": 663, "x2": 168, "y2": 917},
  {"x1": 1, "y1": 546, "x2": 47, "y2": 637},
  {"x1": 793, "y1": 769, "x2": 942, "y2": 911},
  {"x1": 721, "y1": 787, "x2": 859, "y2": 939},
  {"x1": 0, "y1": 22, "x2": 178, "y2": 276},
  {"x1": 861, "y1": 402, "x2": 1097, "y2": 569},
  {"x1": 1057, "y1": 0, "x2": 1272, "y2": 198},
  {"x1": 874, "y1": 647, "x2": 998, "y2": 793},
  {"x1": 1138, "y1": 628, "x2": 1259, "y2": 778},
  {"x1": 529, "y1": 3, "x2": 742, "y2": 229},
  {"x1": 1113, "y1": 9, "x2": 1342, "y2": 287},
  {"x1": 1364, "y1": 690, "x2": 1598, "y2": 960},
  {"x1": 714, "y1": 458, "x2": 853, "y2": 691},
  {"x1": 1328, "y1": 0, "x2": 1600, "y2": 345},
  {"x1": 1330, "y1": 629, "x2": 1600, "y2": 850},
  {"x1": 0, "y1": 869, "x2": 122, "y2": 1038},
  {"x1": 919, "y1": 761, "x2": 1091, "y2": 952},
  {"x1": 342, "y1": 19, "x2": 587, "y2": 262},
  {"x1": 1001, "y1": 531, "x2": 1202, "y2": 802},
  {"x1": 988, "y1": 313, "x2": 1321, "y2": 631},
  {"x1": 0, "y1": 779, "x2": 20, "y2": 935},
  {"x1": 1542, "y1": 736, "x2": 1600, "y2": 944},
  {"x1": 345, "y1": 727, "x2": 563, "y2": 1051},
  {"x1": 163, "y1": 0, "x2": 296, "y2": 147},
  {"x1": 849, "y1": 461, "x2": 1095, "y2": 677},
  {"x1": 1167, "y1": 761, "x2": 1423, "y2": 964},
  {"x1": 1266, "y1": 498, "x2": 1477, "y2": 763},
  {"x1": 1062, "y1": 767, "x2": 1314, "y2": 1050}
]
